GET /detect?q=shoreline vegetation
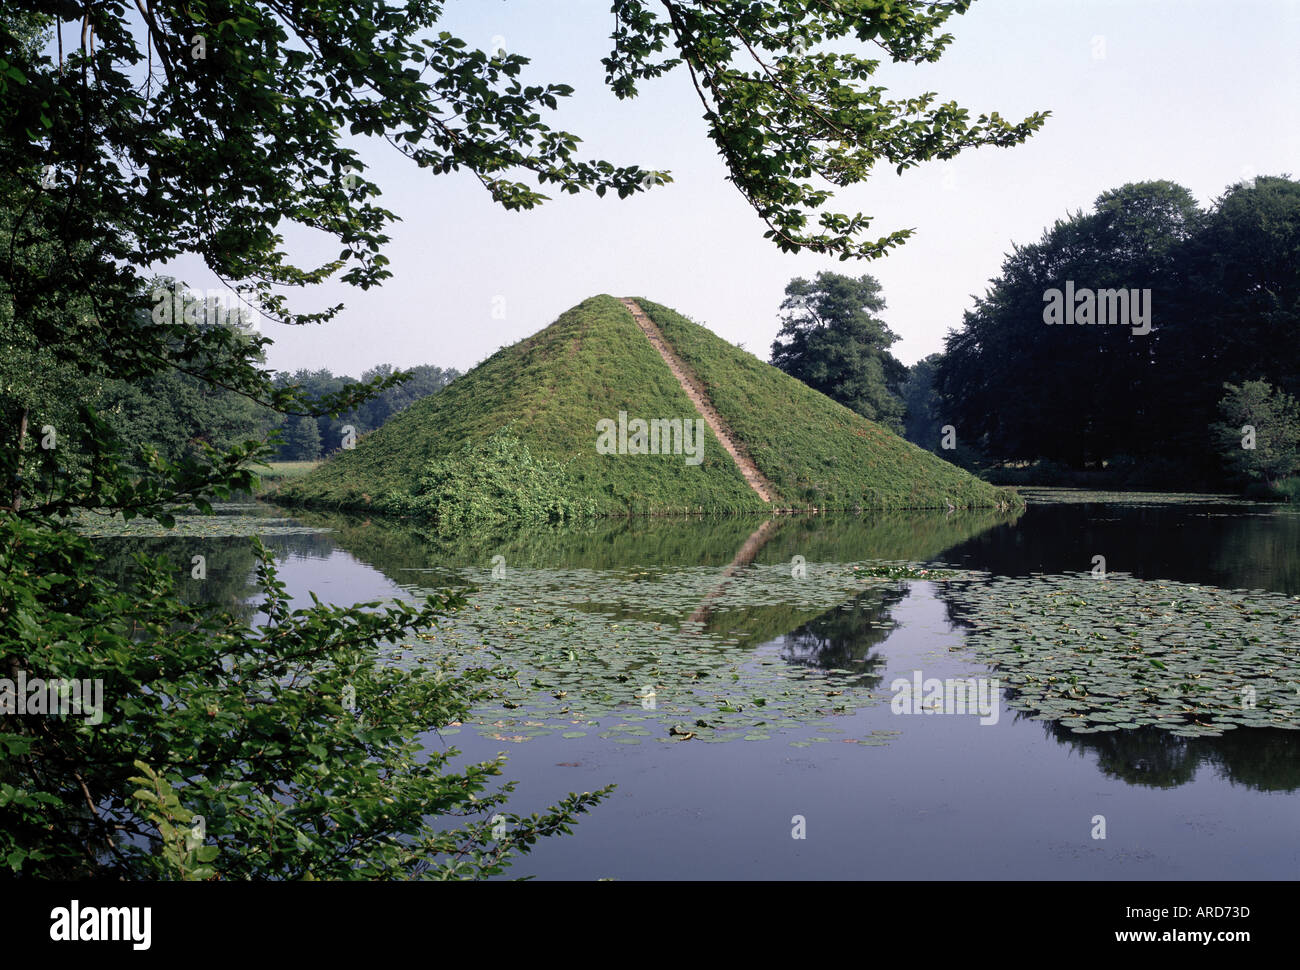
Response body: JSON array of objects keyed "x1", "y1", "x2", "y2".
[{"x1": 975, "y1": 459, "x2": 1300, "y2": 502}]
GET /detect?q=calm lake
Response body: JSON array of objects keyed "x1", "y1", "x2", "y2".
[{"x1": 90, "y1": 490, "x2": 1300, "y2": 879}]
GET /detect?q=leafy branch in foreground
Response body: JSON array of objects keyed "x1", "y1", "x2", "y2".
[
  {"x1": 0, "y1": 4, "x2": 625, "y2": 880},
  {"x1": 0, "y1": 523, "x2": 610, "y2": 879},
  {"x1": 0, "y1": 0, "x2": 1040, "y2": 878},
  {"x1": 608, "y1": 0, "x2": 1048, "y2": 258}
]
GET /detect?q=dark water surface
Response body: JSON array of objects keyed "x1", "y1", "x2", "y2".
[{"x1": 97, "y1": 495, "x2": 1300, "y2": 879}]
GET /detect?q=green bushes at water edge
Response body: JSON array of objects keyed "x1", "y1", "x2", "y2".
[{"x1": 374, "y1": 429, "x2": 599, "y2": 526}]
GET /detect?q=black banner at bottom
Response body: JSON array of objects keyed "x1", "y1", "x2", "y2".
[{"x1": 2, "y1": 879, "x2": 1283, "y2": 957}]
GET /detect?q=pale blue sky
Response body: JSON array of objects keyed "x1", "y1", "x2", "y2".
[{"x1": 166, "y1": 0, "x2": 1300, "y2": 374}]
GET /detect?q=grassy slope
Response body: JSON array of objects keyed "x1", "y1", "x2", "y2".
[
  {"x1": 634, "y1": 298, "x2": 1018, "y2": 510},
  {"x1": 280, "y1": 295, "x2": 764, "y2": 515},
  {"x1": 283, "y1": 294, "x2": 1017, "y2": 517}
]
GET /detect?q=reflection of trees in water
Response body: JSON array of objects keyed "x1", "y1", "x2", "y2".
[
  {"x1": 939, "y1": 503, "x2": 1300, "y2": 595},
  {"x1": 89, "y1": 536, "x2": 262, "y2": 623},
  {"x1": 307, "y1": 506, "x2": 1019, "y2": 660},
  {"x1": 777, "y1": 586, "x2": 904, "y2": 683},
  {"x1": 932, "y1": 567, "x2": 1300, "y2": 794},
  {"x1": 1040, "y1": 718, "x2": 1300, "y2": 793},
  {"x1": 934, "y1": 580, "x2": 980, "y2": 633},
  {"x1": 758, "y1": 508, "x2": 1022, "y2": 569},
  {"x1": 259, "y1": 531, "x2": 338, "y2": 561}
]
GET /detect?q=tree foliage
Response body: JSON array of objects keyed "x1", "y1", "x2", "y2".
[
  {"x1": 1, "y1": 526, "x2": 610, "y2": 879},
  {"x1": 0, "y1": 0, "x2": 1042, "y2": 877},
  {"x1": 1211, "y1": 380, "x2": 1300, "y2": 484},
  {"x1": 284, "y1": 415, "x2": 323, "y2": 462},
  {"x1": 935, "y1": 177, "x2": 1300, "y2": 481},
  {"x1": 378, "y1": 427, "x2": 600, "y2": 527},
  {"x1": 900, "y1": 353, "x2": 944, "y2": 452},
  {"x1": 607, "y1": 0, "x2": 1046, "y2": 257},
  {"x1": 771, "y1": 272, "x2": 907, "y2": 432}
]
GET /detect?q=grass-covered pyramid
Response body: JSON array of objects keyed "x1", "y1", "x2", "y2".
[{"x1": 278, "y1": 295, "x2": 1017, "y2": 521}]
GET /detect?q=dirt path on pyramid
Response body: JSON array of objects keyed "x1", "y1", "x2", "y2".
[
  {"x1": 688, "y1": 517, "x2": 783, "y2": 627},
  {"x1": 620, "y1": 298, "x2": 778, "y2": 505}
]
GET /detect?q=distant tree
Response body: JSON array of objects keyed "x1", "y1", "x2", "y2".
[
  {"x1": 358, "y1": 364, "x2": 460, "y2": 431},
  {"x1": 270, "y1": 365, "x2": 459, "y2": 459},
  {"x1": 284, "y1": 416, "x2": 323, "y2": 462},
  {"x1": 279, "y1": 369, "x2": 358, "y2": 455},
  {"x1": 98, "y1": 313, "x2": 276, "y2": 464},
  {"x1": 358, "y1": 364, "x2": 399, "y2": 429},
  {"x1": 901, "y1": 354, "x2": 946, "y2": 452},
  {"x1": 1178, "y1": 177, "x2": 1300, "y2": 399},
  {"x1": 771, "y1": 273, "x2": 907, "y2": 433},
  {"x1": 1211, "y1": 381, "x2": 1300, "y2": 483}
]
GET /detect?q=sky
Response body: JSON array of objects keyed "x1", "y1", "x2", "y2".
[{"x1": 162, "y1": 0, "x2": 1300, "y2": 374}]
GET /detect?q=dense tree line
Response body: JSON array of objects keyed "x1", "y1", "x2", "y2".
[
  {"x1": 269, "y1": 364, "x2": 459, "y2": 460},
  {"x1": 768, "y1": 177, "x2": 1300, "y2": 495},
  {"x1": 932, "y1": 176, "x2": 1300, "y2": 489},
  {"x1": 97, "y1": 358, "x2": 459, "y2": 465}
]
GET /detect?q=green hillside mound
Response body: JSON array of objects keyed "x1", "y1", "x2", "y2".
[
  {"x1": 631, "y1": 298, "x2": 1014, "y2": 511},
  {"x1": 277, "y1": 294, "x2": 1017, "y2": 522}
]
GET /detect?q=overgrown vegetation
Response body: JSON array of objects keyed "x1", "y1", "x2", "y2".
[{"x1": 377, "y1": 429, "x2": 600, "y2": 526}]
